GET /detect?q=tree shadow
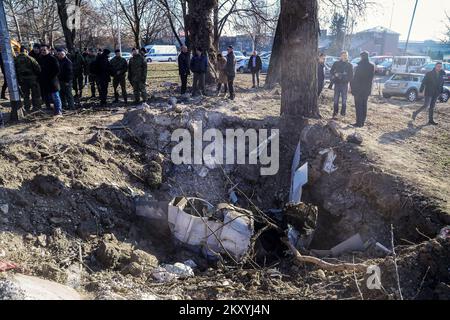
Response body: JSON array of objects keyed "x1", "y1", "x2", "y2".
[{"x1": 378, "y1": 120, "x2": 428, "y2": 145}]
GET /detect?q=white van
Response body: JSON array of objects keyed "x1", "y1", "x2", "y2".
[
  {"x1": 391, "y1": 56, "x2": 432, "y2": 73},
  {"x1": 144, "y1": 45, "x2": 178, "y2": 63}
]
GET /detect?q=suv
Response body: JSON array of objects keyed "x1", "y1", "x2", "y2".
[{"x1": 383, "y1": 73, "x2": 424, "y2": 102}]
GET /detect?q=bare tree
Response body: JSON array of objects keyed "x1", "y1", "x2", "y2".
[
  {"x1": 3, "y1": 0, "x2": 25, "y2": 42},
  {"x1": 56, "y1": 0, "x2": 83, "y2": 52}
]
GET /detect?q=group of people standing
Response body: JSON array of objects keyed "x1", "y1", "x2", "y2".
[
  {"x1": 318, "y1": 50, "x2": 446, "y2": 127},
  {"x1": 178, "y1": 45, "x2": 238, "y2": 100},
  {"x1": 0, "y1": 44, "x2": 149, "y2": 118},
  {"x1": 318, "y1": 50, "x2": 375, "y2": 128}
]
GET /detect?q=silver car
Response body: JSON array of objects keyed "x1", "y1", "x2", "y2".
[{"x1": 383, "y1": 73, "x2": 424, "y2": 102}]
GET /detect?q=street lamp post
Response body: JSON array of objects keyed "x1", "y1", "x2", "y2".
[{"x1": 404, "y1": 0, "x2": 419, "y2": 54}]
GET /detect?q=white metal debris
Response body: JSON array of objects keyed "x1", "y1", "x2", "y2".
[
  {"x1": 320, "y1": 148, "x2": 338, "y2": 174},
  {"x1": 167, "y1": 198, "x2": 254, "y2": 261}
]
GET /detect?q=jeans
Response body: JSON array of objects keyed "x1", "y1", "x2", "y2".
[
  {"x1": 251, "y1": 71, "x2": 260, "y2": 87},
  {"x1": 44, "y1": 91, "x2": 62, "y2": 115},
  {"x1": 60, "y1": 81, "x2": 74, "y2": 110},
  {"x1": 414, "y1": 95, "x2": 439, "y2": 122},
  {"x1": 333, "y1": 82, "x2": 349, "y2": 116},
  {"x1": 180, "y1": 73, "x2": 188, "y2": 94},
  {"x1": 354, "y1": 94, "x2": 369, "y2": 127},
  {"x1": 192, "y1": 73, "x2": 206, "y2": 96}
]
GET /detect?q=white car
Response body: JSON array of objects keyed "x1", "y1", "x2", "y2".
[
  {"x1": 108, "y1": 52, "x2": 132, "y2": 62},
  {"x1": 145, "y1": 45, "x2": 178, "y2": 62},
  {"x1": 222, "y1": 50, "x2": 247, "y2": 62}
]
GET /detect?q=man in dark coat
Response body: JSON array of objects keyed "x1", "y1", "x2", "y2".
[
  {"x1": 110, "y1": 49, "x2": 128, "y2": 103},
  {"x1": 57, "y1": 49, "x2": 75, "y2": 110},
  {"x1": 0, "y1": 51, "x2": 7, "y2": 100},
  {"x1": 318, "y1": 53, "x2": 326, "y2": 96},
  {"x1": 225, "y1": 45, "x2": 236, "y2": 100},
  {"x1": 29, "y1": 43, "x2": 41, "y2": 61},
  {"x1": 350, "y1": 51, "x2": 375, "y2": 128},
  {"x1": 38, "y1": 44, "x2": 62, "y2": 116},
  {"x1": 412, "y1": 62, "x2": 446, "y2": 125},
  {"x1": 178, "y1": 45, "x2": 190, "y2": 95},
  {"x1": 247, "y1": 50, "x2": 262, "y2": 88},
  {"x1": 190, "y1": 47, "x2": 208, "y2": 96},
  {"x1": 91, "y1": 48, "x2": 113, "y2": 107},
  {"x1": 84, "y1": 49, "x2": 97, "y2": 98},
  {"x1": 330, "y1": 51, "x2": 353, "y2": 117}
]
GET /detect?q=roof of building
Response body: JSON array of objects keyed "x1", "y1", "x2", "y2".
[{"x1": 357, "y1": 26, "x2": 400, "y2": 35}]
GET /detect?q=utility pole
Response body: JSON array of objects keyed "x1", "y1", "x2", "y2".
[
  {"x1": 0, "y1": 0, "x2": 22, "y2": 123},
  {"x1": 404, "y1": 0, "x2": 419, "y2": 54},
  {"x1": 115, "y1": 0, "x2": 122, "y2": 52},
  {"x1": 389, "y1": 0, "x2": 395, "y2": 29}
]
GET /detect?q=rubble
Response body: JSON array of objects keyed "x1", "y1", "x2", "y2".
[
  {"x1": 347, "y1": 132, "x2": 363, "y2": 145},
  {"x1": 152, "y1": 262, "x2": 195, "y2": 282}
]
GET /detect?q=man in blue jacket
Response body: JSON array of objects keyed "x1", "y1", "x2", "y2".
[
  {"x1": 412, "y1": 62, "x2": 445, "y2": 125},
  {"x1": 190, "y1": 47, "x2": 208, "y2": 96}
]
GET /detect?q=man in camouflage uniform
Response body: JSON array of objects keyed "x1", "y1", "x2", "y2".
[
  {"x1": 110, "y1": 49, "x2": 128, "y2": 103},
  {"x1": 84, "y1": 49, "x2": 97, "y2": 98},
  {"x1": 14, "y1": 47, "x2": 41, "y2": 112},
  {"x1": 128, "y1": 48, "x2": 147, "y2": 104},
  {"x1": 71, "y1": 50, "x2": 85, "y2": 101}
]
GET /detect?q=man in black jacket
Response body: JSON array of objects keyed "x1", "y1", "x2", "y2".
[
  {"x1": 29, "y1": 43, "x2": 41, "y2": 61},
  {"x1": 225, "y1": 46, "x2": 236, "y2": 100},
  {"x1": 190, "y1": 48, "x2": 208, "y2": 96},
  {"x1": 350, "y1": 51, "x2": 375, "y2": 127},
  {"x1": 330, "y1": 51, "x2": 353, "y2": 117},
  {"x1": 318, "y1": 53, "x2": 326, "y2": 96},
  {"x1": 91, "y1": 49, "x2": 113, "y2": 107},
  {"x1": 38, "y1": 45, "x2": 62, "y2": 116},
  {"x1": 247, "y1": 50, "x2": 262, "y2": 88},
  {"x1": 178, "y1": 45, "x2": 190, "y2": 95},
  {"x1": 57, "y1": 49, "x2": 75, "y2": 110},
  {"x1": 0, "y1": 51, "x2": 7, "y2": 100},
  {"x1": 412, "y1": 62, "x2": 446, "y2": 125}
]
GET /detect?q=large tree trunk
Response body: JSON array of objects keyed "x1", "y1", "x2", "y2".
[
  {"x1": 277, "y1": 0, "x2": 320, "y2": 200},
  {"x1": 265, "y1": 17, "x2": 282, "y2": 88},
  {"x1": 280, "y1": 0, "x2": 319, "y2": 118},
  {"x1": 186, "y1": 0, "x2": 217, "y2": 83},
  {"x1": 56, "y1": 0, "x2": 75, "y2": 53}
]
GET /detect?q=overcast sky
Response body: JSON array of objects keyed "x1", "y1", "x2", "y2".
[{"x1": 354, "y1": 0, "x2": 450, "y2": 41}]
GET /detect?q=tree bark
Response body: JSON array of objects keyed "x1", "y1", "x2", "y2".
[
  {"x1": 280, "y1": 0, "x2": 319, "y2": 118},
  {"x1": 186, "y1": 0, "x2": 217, "y2": 83},
  {"x1": 56, "y1": 0, "x2": 75, "y2": 53},
  {"x1": 265, "y1": 17, "x2": 281, "y2": 88}
]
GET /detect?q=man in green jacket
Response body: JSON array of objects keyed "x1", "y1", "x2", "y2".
[
  {"x1": 84, "y1": 49, "x2": 97, "y2": 98},
  {"x1": 110, "y1": 49, "x2": 128, "y2": 103},
  {"x1": 71, "y1": 50, "x2": 85, "y2": 101},
  {"x1": 14, "y1": 47, "x2": 42, "y2": 112},
  {"x1": 128, "y1": 48, "x2": 147, "y2": 104}
]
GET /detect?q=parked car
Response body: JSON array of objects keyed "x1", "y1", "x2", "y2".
[
  {"x1": 236, "y1": 56, "x2": 270, "y2": 73},
  {"x1": 375, "y1": 59, "x2": 393, "y2": 76},
  {"x1": 391, "y1": 56, "x2": 431, "y2": 73},
  {"x1": 108, "y1": 52, "x2": 132, "y2": 62},
  {"x1": 382, "y1": 73, "x2": 424, "y2": 102},
  {"x1": 260, "y1": 51, "x2": 271, "y2": 59},
  {"x1": 144, "y1": 45, "x2": 178, "y2": 62},
  {"x1": 222, "y1": 50, "x2": 246, "y2": 62},
  {"x1": 440, "y1": 85, "x2": 449, "y2": 103},
  {"x1": 419, "y1": 62, "x2": 450, "y2": 83},
  {"x1": 351, "y1": 56, "x2": 374, "y2": 68}
]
